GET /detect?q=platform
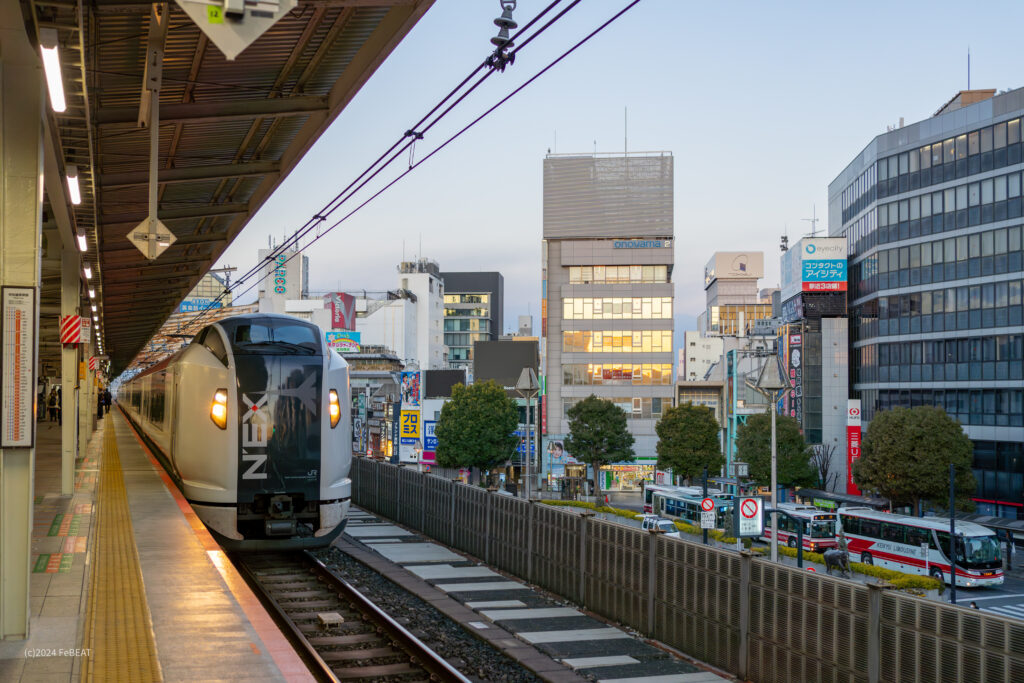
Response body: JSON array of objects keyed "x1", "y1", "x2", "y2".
[{"x1": 0, "y1": 410, "x2": 310, "y2": 682}]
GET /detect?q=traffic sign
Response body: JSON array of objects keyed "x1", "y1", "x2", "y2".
[
  {"x1": 700, "y1": 511, "x2": 715, "y2": 529},
  {"x1": 700, "y1": 497, "x2": 714, "y2": 512},
  {"x1": 735, "y1": 496, "x2": 764, "y2": 537}
]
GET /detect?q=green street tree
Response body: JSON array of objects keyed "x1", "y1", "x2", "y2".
[
  {"x1": 434, "y1": 380, "x2": 520, "y2": 486},
  {"x1": 853, "y1": 406, "x2": 975, "y2": 512},
  {"x1": 655, "y1": 402, "x2": 723, "y2": 485},
  {"x1": 564, "y1": 395, "x2": 635, "y2": 500},
  {"x1": 735, "y1": 411, "x2": 817, "y2": 489}
]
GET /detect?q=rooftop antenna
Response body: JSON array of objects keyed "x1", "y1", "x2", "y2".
[
  {"x1": 802, "y1": 205, "x2": 820, "y2": 237},
  {"x1": 967, "y1": 45, "x2": 971, "y2": 90},
  {"x1": 593, "y1": 139, "x2": 597, "y2": 154},
  {"x1": 780, "y1": 224, "x2": 789, "y2": 252},
  {"x1": 624, "y1": 106, "x2": 628, "y2": 155}
]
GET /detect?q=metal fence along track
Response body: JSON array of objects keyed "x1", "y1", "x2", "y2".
[{"x1": 351, "y1": 458, "x2": 1024, "y2": 683}]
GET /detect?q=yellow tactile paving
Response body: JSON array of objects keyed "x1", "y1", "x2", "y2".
[{"x1": 80, "y1": 425, "x2": 162, "y2": 682}]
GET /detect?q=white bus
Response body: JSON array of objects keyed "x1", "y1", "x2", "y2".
[
  {"x1": 651, "y1": 490, "x2": 734, "y2": 530},
  {"x1": 760, "y1": 503, "x2": 838, "y2": 553},
  {"x1": 838, "y1": 507, "x2": 1003, "y2": 587},
  {"x1": 643, "y1": 483, "x2": 729, "y2": 513}
]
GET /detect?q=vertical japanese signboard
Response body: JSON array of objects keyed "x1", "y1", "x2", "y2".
[
  {"x1": 2, "y1": 287, "x2": 36, "y2": 447},
  {"x1": 847, "y1": 399, "x2": 862, "y2": 495},
  {"x1": 788, "y1": 333, "x2": 803, "y2": 423}
]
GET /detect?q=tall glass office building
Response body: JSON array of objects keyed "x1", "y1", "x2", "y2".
[
  {"x1": 541, "y1": 152, "x2": 674, "y2": 491},
  {"x1": 829, "y1": 89, "x2": 1024, "y2": 519}
]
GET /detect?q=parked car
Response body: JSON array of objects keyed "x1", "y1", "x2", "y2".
[{"x1": 640, "y1": 514, "x2": 681, "y2": 537}]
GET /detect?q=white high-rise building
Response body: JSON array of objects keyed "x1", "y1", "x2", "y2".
[
  {"x1": 355, "y1": 258, "x2": 447, "y2": 369},
  {"x1": 679, "y1": 331, "x2": 724, "y2": 382}
]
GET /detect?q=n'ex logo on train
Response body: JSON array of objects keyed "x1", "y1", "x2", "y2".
[{"x1": 241, "y1": 392, "x2": 269, "y2": 480}]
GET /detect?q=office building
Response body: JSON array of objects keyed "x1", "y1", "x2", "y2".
[
  {"x1": 829, "y1": 88, "x2": 1024, "y2": 518},
  {"x1": 778, "y1": 236, "x2": 851, "y2": 488},
  {"x1": 440, "y1": 271, "x2": 503, "y2": 370},
  {"x1": 698, "y1": 251, "x2": 773, "y2": 336},
  {"x1": 680, "y1": 331, "x2": 724, "y2": 381},
  {"x1": 353, "y1": 259, "x2": 447, "y2": 370},
  {"x1": 541, "y1": 152, "x2": 674, "y2": 491}
]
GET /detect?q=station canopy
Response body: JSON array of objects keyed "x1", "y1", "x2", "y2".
[{"x1": 28, "y1": 0, "x2": 433, "y2": 374}]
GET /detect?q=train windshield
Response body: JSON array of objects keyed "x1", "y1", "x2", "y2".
[{"x1": 223, "y1": 319, "x2": 321, "y2": 355}]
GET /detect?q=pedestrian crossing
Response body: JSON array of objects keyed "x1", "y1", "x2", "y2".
[{"x1": 982, "y1": 602, "x2": 1024, "y2": 620}]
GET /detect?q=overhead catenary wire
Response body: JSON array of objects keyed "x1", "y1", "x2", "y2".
[
  {"x1": 217, "y1": 1, "x2": 643, "y2": 311},
  {"x1": 180, "y1": 0, "x2": 573, "y2": 333}
]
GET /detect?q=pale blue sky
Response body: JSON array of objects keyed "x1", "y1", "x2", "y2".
[{"x1": 215, "y1": 0, "x2": 1024, "y2": 333}]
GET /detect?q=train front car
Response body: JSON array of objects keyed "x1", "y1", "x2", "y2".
[{"x1": 185, "y1": 314, "x2": 351, "y2": 550}]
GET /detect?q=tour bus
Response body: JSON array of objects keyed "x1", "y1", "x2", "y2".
[
  {"x1": 643, "y1": 484, "x2": 731, "y2": 513},
  {"x1": 651, "y1": 489, "x2": 734, "y2": 530},
  {"x1": 760, "y1": 503, "x2": 838, "y2": 553},
  {"x1": 838, "y1": 507, "x2": 1003, "y2": 587}
]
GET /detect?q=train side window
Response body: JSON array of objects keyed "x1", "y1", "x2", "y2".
[{"x1": 202, "y1": 327, "x2": 229, "y2": 367}]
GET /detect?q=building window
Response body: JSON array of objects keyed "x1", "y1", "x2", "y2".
[
  {"x1": 562, "y1": 297, "x2": 672, "y2": 320},
  {"x1": 562, "y1": 330, "x2": 673, "y2": 353},
  {"x1": 562, "y1": 363, "x2": 673, "y2": 385}
]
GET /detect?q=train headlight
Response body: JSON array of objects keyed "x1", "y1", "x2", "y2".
[
  {"x1": 329, "y1": 389, "x2": 341, "y2": 428},
  {"x1": 210, "y1": 389, "x2": 228, "y2": 429}
]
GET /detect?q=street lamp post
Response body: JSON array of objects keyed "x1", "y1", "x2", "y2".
[
  {"x1": 516, "y1": 368, "x2": 540, "y2": 500},
  {"x1": 754, "y1": 352, "x2": 787, "y2": 565}
]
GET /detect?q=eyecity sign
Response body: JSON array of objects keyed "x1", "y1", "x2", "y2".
[
  {"x1": 800, "y1": 238, "x2": 847, "y2": 292},
  {"x1": 613, "y1": 239, "x2": 672, "y2": 248}
]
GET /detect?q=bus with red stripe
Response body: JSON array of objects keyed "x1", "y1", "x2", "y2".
[
  {"x1": 838, "y1": 507, "x2": 1003, "y2": 587},
  {"x1": 760, "y1": 503, "x2": 838, "y2": 553}
]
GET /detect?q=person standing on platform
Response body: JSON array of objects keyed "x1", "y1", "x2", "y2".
[
  {"x1": 97, "y1": 391, "x2": 104, "y2": 419},
  {"x1": 104, "y1": 388, "x2": 112, "y2": 413},
  {"x1": 47, "y1": 388, "x2": 58, "y2": 422},
  {"x1": 57, "y1": 387, "x2": 62, "y2": 426}
]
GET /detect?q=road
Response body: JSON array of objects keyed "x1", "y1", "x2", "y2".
[
  {"x1": 593, "y1": 497, "x2": 1024, "y2": 620},
  {"x1": 958, "y1": 573, "x2": 1024, "y2": 618}
]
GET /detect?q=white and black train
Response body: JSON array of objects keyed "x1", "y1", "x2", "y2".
[{"x1": 118, "y1": 313, "x2": 351, "y2": 550}]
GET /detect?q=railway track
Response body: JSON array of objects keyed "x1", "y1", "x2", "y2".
[{"x1": 232, "y1": 551, "x2": 471, "y2": 683}]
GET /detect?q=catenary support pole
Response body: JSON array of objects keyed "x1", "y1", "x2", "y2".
[
  {"x1": 949, "y1": 462, "x2": 957, "y2": 605},
  {"x1": 770, "y1": 405, "x2": 778, "y2": 564},
  {"x1": 702, "y1": 467, "x2": 708, "y2": 546}
]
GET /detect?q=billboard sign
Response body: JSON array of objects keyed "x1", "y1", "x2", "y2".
[
  {"x1": 473, "y1": 340, "x2": 539, "y2": 396},
  {"x1": 801, "y1": 238, "x2": 847, "y2": 293},
  {"x1": 704, "y1": 252, "x2": 765, "y2": 288},
  {"x1": 400, "y1": 371, "x2": 421, "y2": 407},
  {"x1": 179, "y1": 297, "x2": 223, "y2": 313},
  {"x1": 323, "y1": 292, "x2": 356, "y2": 330},
  {"x1": 423, "y1": 420, "x2": 438, "y2": 451},
  {"x1": 847, "y1": 400, "x2": 862, "y2": 495},
  {"x1": 325, "y1": 330, "x2": 359, "y2": 353},
  {"x1": 399, "y1": 410, "x2": 420, "y2": 445}
]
